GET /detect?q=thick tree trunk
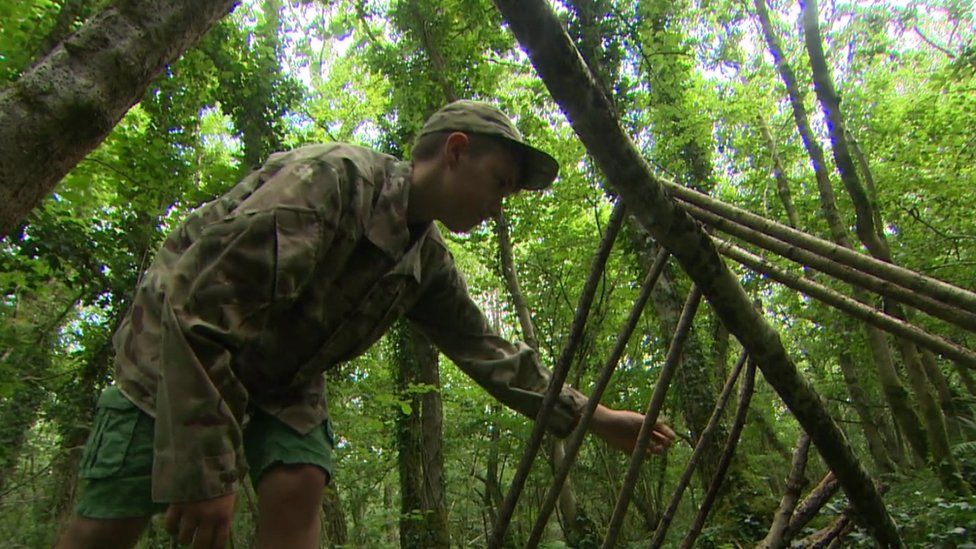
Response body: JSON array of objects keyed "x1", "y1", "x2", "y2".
[
  {"x1": 391, "y1": 322, "x2": 450, "y2": 548},
  {"x1": 799, "y1": 0, "x2": 887, "y2": 260},
  {"x1": 493, "y1": 2, "x2": 902, "y2": 544},
  {"x1": 757, "y1": 121, "x2": 898, "y2": 472},
  {"x1": 321, "y1": 483, "x2": 349, "y2": 547},
  {"x1": 0, "y1": 0, "x2": 238, "y2": 237}
]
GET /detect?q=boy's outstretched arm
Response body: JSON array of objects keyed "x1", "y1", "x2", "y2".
[{"x1": 589, "y1": 404, "x2": 676, "y2": 455}]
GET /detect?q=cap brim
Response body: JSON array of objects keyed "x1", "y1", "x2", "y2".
[{"x1": 512, "y1": 141, "x2": 559, "y2": 191}]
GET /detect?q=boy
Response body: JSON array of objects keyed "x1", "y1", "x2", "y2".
[{"x1": 56, "y1": 100, "x2": 675, "y2": 549}]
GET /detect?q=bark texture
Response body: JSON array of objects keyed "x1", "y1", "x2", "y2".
[
  {"x1": 493, "y1": 1, "x2": 902, "y2": 545},
  {"x1": 0, "y1": 0, "x2": 239, "y2": 236}
]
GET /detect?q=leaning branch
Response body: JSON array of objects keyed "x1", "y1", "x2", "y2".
[
  {"x1": 650, "y1": 350, "x2": 750, "y2": 547},
  {"x1": 761, "y1": 433, "x2": 812, "y2": 549},
  {"x1": 526, "y1": 249, "x2": 670, "y2": 548},
  {"x1": 683, "y1": 200, "x2": 976, "y2": 332},
  {"x1": 666, "y1": 181, "x2": 976, "y2": 317},
  {"x1": 784, "y1": 472, "x2": 840, "y2": 541},
  {"x1": 712, "y1": 236, "x2": 976, "y2": 369}
]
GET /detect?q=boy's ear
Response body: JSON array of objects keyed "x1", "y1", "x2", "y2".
[{"x1": 443, "y1": 132, "x2": 470, "y2": 167}]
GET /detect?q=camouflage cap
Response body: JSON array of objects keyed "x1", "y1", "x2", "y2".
[{"x1": 417, "y1": 100, "x2": 559, "y2": 191}]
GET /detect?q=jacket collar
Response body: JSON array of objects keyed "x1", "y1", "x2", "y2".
[{"x1": 364, "y1": 160, "x2": 429, "y2": 282}]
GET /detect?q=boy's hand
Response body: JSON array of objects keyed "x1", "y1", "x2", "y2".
[
  {"x1": 589, "y1": 404, "x2": 676, "y2": 455},
  {"x1": 165, "y1": 492, "x2": 235, "y2": 548}
]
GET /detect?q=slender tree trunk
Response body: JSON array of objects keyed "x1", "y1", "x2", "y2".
[
  {"x1": 418, "y1": 334, "x2": 450, "y2": 547},
  {"x1": 493, "y1": 2, "x2": 902, "y2": 544},
  {"x1": 622, "y1": 2, "x2": 731, "y2": 487},
  {"x1": 837, "y1": 352, "x2": 901, "y2": 472},
  {"x1": 750, "y1": 410, "x2": 793, "y2": 462},
  {"x1": 921, "y1": 349, "x2": 970, "y2": 439},
  {"x1": 758, "y1": 115, "x2": 899, "y2": 471},
  {"x1": 754, "y1": 0, "x2": 930, "y2": 470},
  {"x1": 51, "y1": 338, "x2": 114, "y2": 521},
  {"x1": 800, "y1": 0, "x2": 969, "y2": 495},
  {"x1": 0, "y1": 382, "x2": 45, "y2": 496},
  {"x1": 644, "y1": 247, "x2": 728, "y2": 486},
  {"x1": 757, "y1": 116, "x2": 801, "y2": 230},
  {"x1": 0, "y1": 0, "x2": 238, "y2": 236},
  {"x1": 712, "y1": 320, "x2": 731, "y2": 394}
]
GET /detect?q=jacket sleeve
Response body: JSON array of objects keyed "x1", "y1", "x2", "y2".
[
  {"x1": 405, "y1": 246, "x2": 588, "y2": 438},
  {"x1": 151, "y1": 161, "x2": 337, "y2": 503}
]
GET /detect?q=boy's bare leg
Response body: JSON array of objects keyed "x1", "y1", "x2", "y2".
[
  {"x1": 255, "y1": 464, "x2": 327, "y2": 549},
  {"x1": 54, "y1": 516, "x2": 150, "y2": 549}
]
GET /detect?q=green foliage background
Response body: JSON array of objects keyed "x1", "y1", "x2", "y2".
[{"x1": 1, "y1": 0, "x2": 975, "y2": 546}]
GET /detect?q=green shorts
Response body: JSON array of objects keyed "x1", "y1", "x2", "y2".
[{"x1": 74, "y1": 386, "x2": 335, "y2": 519}]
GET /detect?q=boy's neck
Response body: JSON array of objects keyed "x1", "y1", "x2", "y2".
[{"x1": 406, "y1": 159, "x2": 442, "y2": 226}]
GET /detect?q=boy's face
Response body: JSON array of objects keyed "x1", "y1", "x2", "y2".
[{"x1": 440, "y1": 140, "x2": 521, "y2": 233}]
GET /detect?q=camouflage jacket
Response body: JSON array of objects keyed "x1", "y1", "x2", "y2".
[{"x1": 112, "y1": 143, "x2": 589, "y2": 503}]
